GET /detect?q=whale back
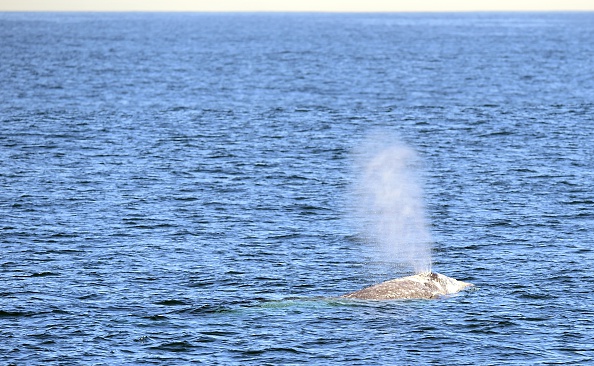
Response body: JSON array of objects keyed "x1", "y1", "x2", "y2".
[{"x1": 342, "y1": 272, "x2": 472, "y2": 300}]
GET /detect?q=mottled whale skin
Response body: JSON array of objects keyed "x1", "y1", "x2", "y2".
[{"x1": 342, "y1": 272, "x2": 473, "y2": 300}]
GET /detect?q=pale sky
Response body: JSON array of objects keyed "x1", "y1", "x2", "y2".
[{"x1": 0, "y1": 0, "x2": 593, "y2": 12}]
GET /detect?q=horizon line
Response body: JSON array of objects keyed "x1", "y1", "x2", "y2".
[{"x1": 2, "y1": 9, "x2": 594, "y2": 13}]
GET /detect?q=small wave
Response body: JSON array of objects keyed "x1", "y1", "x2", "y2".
[
  {"x1": 142, "y1": 314, "x2": 169, "y2": 321},
  {"x1": 174, "y1": 304, "x2": 234, "y2": 315},
  {"x1": 154, "y1": 299, "x2": 191, "y2": 306},
  {"x1": 0, "y1": 310, "x2": 34, "y2": 318},
  {"x1": 478, "y1": 130, "x2": 514, "y2": 137},
  {"x1": 239, "y1": 346, "x2": 304, "y2": 356},
  {"x1": 149, "y1": 340, "x2": 197, "y2": 352},
  {"x1": 30, "y1": 271, "x2": 59, "y2": 277}
]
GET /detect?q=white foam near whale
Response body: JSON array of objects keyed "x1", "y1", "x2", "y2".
[{"x1": 342, "y1": 272, "x2": 473, "y2": 300}]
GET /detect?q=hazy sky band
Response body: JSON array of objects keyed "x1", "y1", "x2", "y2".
[{"x1": 1, "y1": 0, "x2": 594, "y2": 12}]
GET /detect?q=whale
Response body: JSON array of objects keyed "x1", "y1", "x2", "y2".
[{"x1": 342, "y1": 272, "x2": 473, "y2": 300}]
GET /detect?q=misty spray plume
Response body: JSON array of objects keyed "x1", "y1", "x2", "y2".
[{"x1": 352, "y1": 133, "x2": 432, "y2": 274}]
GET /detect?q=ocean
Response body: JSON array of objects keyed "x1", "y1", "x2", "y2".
[{"x1": 1, "y1": 12, "x2": 593, "y2": 364}]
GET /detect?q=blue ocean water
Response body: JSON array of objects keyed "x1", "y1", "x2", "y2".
[{"x1": 1, "y1": 12, "x2": 593, "y2": 364}]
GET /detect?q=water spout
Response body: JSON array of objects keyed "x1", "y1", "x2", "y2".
[{"x1": 352, "y1": 133, "x2": 432, "y2": 274}]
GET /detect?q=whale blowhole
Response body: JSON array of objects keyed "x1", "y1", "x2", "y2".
[{"x1": 342, "y1": 272, "x2": 473, "y2": 300}]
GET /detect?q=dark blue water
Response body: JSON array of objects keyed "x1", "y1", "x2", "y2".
[{"x1": 1, "y1": 12, "x2": 594, "y2": 364}]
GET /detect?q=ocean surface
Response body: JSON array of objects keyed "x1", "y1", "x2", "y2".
[{"x1": 1, "y1": 12, "x2": 594, "y2": 365}]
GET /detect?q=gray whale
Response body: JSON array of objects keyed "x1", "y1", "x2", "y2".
[{"x1": 342, "y1": 272, "x2": 473, "y2": 300}]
